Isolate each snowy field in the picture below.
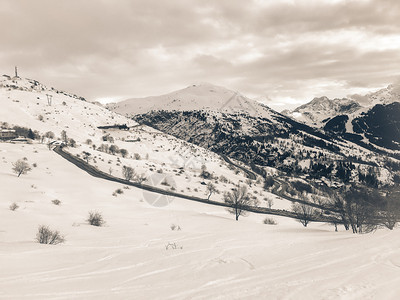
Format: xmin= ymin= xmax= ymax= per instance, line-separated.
xmin=1 ymin=143 xmax=400 ymax=300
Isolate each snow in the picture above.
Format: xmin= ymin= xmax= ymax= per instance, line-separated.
xmin=1 ymin=140 xmax=400 ymax=300
xmin=1 ymin=76 xmax=400 ymax=299
xmin=283 ymin=83 xmax=400 ymax=128
xmin=107 ymin=82 xmax=278 ymax=120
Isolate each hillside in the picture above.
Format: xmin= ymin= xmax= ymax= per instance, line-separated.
xmin=0 ymin=75 xmax=132 ymax=140
xmin=0 ymin=74 xmax=277 ymax=207
xmin=2 ymin=142 xmax=400 ymax=299
xmin=324 ymin=102 xmax=400 ymax=151
xmin=283 ymin=84 xmax=400 ymax=128
xmin=134 ymin=109 xmax=400 ymax=189
xmin=2 ymin=74 xmax=400 ymax=299
xmin=283 ymin=96 xmax=361 ymax=127
xmin=107 ymin=82 xmax=277 ymax=119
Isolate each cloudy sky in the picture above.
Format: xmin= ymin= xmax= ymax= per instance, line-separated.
xmin=1 ymin=0 xmax=400 ymax=110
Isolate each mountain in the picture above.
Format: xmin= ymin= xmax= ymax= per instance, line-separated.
xmin=351 ymin=83 xmax=400 ymax=107
xmin=324 ymin=102 xmax=400 ymax=151
xmin=284 ymin=84 xmax=400 ymax=128
xmin=0 ymin=73 xmax=278 ymax=205
xmin=107 ymin=82 xmax=277 ymax=118
xmin=2 ymin=74 xmax=400 ymax=299
xmin=110 ymin=83 xmax=399 ymax=188
xmin=283 ymin=96 xmax=361 ymax=127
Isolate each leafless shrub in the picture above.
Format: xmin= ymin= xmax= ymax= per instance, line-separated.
xmin=165 ymin=242 xmax=183 ymax=250
xmin=87 ymin=211 xmax=105 ymax=226
xmin=161 ymin=179 xmax=170 ymax=186
xmin=36 ymin=225 xmax=65 ymax=245
xmin=263 ymin=217 xmax=277 ymax=225
xmin=135 ymin=173 xmax=147 ymax=184
xmin=51 ymin=199 xmax=61 ymax=205
xmin=219 ymin=175 xmax=228 ymax=183
xmin=170 ymin=224 xmax=182 ymax=231
xmin=9 ymin=202 xmax=19 ymax=211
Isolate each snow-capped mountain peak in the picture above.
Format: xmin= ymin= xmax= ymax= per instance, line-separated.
xmin=285 ymin=83 xmax=400 ymax=128
xmin=283 ymin=96 xmax=361 ymax=126
xmin=356 ymin=83 xmax=400 ymax=107
xmin=107 ymin=83 xmax=276 ymax=118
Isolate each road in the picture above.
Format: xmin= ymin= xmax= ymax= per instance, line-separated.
xmin=53 ymin=146 xmax=336 ymax=223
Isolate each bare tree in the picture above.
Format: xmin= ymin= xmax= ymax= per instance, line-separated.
xmin=224 ymin=184 xmax=252 ymax=221
xmin=134 ymin=173 xmax=147 ymax=184
xmin=344 ymin=185 xmax=383 ymax=233
xmin=331 ymin=184 xmax=383 ymax=233
xmin=206 ymin=182 xmax=217 ymax=200
xmin=82 ymin=151 xmax=91 ymax=163
xmin=61 ymin=130 xmax=68 ymax=144
xmin=122 ymin=165 xmax=135 ymax=181
xmin=46 ymin=94 xmax=53 ymax=106
xmin=68 ymin=138 xmax=76 ymax=147
xmin=98 ymin=144 xmax=109 ymax=153
xmin=120 ymin=148 xmax=128 ymax=158
xmin=12 ymin=159 xmax=32 ymax=177
xmin=267 ymin=198 xmax=274 ymax=209
xmin=264 ymin=175 xmax=274 ymax=189
xmin=245 ymin=178 xmax=253 ymax=187
xmin=291 ymin=202 xmax=315 ymax=227
xmin=109 ymin=144 xmax=119 ymax=155
xmin=381 ymin=187 xmax=400 ymax=230
xmin=45 ymin=131 xmax=55 ymax=139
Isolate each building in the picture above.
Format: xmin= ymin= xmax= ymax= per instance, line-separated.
xmin=0 ymin=129 xmax=17 ymax=140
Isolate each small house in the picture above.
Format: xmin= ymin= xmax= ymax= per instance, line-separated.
xmin=0 ymin=129 xmax=17 ymax=140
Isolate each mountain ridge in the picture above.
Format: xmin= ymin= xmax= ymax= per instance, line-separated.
xmin=107 ymin=82 xmax=279 ymax=119
xmin=283 ymin=84 xmax=400 ymax=127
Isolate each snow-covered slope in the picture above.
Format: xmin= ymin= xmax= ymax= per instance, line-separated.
xmin=324 ymin=102 xmax=400 ymax=151
xmin=1 ymin=74 xmax=270 ymax=203
xmin=0 ymin=75 xmax=134 ymax=141
xmin=2 ymin=142 xmax=400 ymax=299
xmin=284 ymin=83 xmax=400 ymax=128
xmin=358 ymin=83 xmax=400 ymax=107
xmin=2 ymin=74 xmax=400 ymax=299
xmin=108 ymin=80 xmax=398 ymax=187
xmin=283 ymin=96 xmax=361 ymax=127
xmin=107 ymin=82 xmax=277 ymax=119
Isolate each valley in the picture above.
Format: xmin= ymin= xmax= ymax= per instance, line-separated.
xmin=1 ymin=75 xmax=400 ymax=299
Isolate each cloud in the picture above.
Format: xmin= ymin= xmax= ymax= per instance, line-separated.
xmin=0 ymin=0 xmax=399 ymax=110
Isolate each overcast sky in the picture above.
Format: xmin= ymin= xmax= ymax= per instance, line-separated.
xmin=1 ymin=0 xmax=400 ymax=111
